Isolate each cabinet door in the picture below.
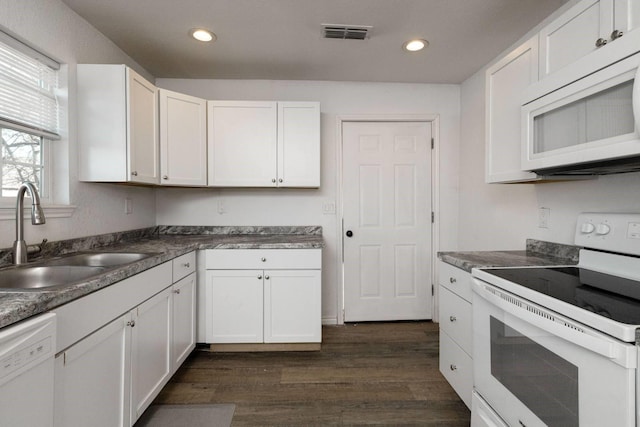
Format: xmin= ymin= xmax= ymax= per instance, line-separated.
xmin=614 ymin=0 xmax=640 ymax=34
xmin=172 ymin=272 xmax=196 ymax=371
xmin=206 ymin=270 xmax=264 ymax=344
xmin=130 ymin=287 xmax=172 ymax=423
xmin=159 ymin=89 xmax=207 ymax=186
xmin=485 ymin=36 xmax=539 ymax=183
xmin=208 ymin=101 xmax=277 ymax=186
xmin=277 ymin=102 xmax=320 ymax=187
xmin=127 ymin=68 xmax=159 ymax=184
xmin=539 ymin=0 xmax=614 ymax=78
xmin=206 ymin=270 xmax=264 ymax=343
xmin=54 ymin=314 xmax=131 ymax=427
xmin=263 ymin=269 xmax=321 ymax=343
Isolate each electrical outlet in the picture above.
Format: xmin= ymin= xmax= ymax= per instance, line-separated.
xmin=323 ymin=202 xmax=336 ymax=215
xmin=217 ymin=200 xmax=226 ymax=214
xmin=538 ymin=207 xmax=550 ymax=228
xmin=125 ymin=198 xmax=133 ymax=215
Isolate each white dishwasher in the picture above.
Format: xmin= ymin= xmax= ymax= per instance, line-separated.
xmin=0 ymin=313 xmax=56 ymax=427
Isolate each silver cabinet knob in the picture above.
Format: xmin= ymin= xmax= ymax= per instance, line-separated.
xmin=271 ymin=178 xmax=276 ymax=183
xmin=258 ymin=275 xmax=263 ymax=280
xmin=265 ymin=275 xmax=270 ymax=280
xmin=278 ymin=178 xmax=283 ymax=183
xmin=611 ymin=29 xmax=624 ymax=40
xmin=127 ymin=320 xmax=136 ymax=327
xmin=173 ymin=289 xmax=181 ymax=294
xmin=595 ymin=37 xmax=608 ymax=47
xmin=449 ymin=316 xmax=457 ymax=322
xmin=163 ymin=175 xmax=168 ymax=180
xmin=449 ymin=277 xmax=457 ymax=284
xmin=450 ymin=364 xmax=457 ymax=371
xmin=182 ymin=262 xmax=190 ymax=268
xmin=131 ymin=171 xmax=138 ymax=176
xmin=261 ymin=257 xmax=266 ymax=262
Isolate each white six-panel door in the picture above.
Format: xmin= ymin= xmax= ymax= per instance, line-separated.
xmin=342 ymin=121 xmax=432 ymax=322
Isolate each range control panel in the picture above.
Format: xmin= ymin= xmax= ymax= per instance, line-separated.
xmin=575 ymin=213 xmax=640 ymax=256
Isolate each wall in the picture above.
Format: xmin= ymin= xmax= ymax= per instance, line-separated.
xmin=458 ymin=38 xmax=640 ymax=251
xmin=156 ymin=79 xmax=461 ymax=323
xmin=0 ymin=0 xmax=157 ymax=249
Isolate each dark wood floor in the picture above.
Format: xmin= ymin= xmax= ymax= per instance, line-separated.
xmin=153 ymin=321 xmax=471 ymax=426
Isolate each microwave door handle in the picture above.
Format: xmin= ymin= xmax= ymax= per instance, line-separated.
xmin=634 ymin=64 xmax=640 ymax=135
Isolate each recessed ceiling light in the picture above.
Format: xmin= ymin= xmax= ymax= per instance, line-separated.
xmin=190 ymin=28 xmax=216 ymax=42
xmin=403 ymin=39 xmax=428 ymax=52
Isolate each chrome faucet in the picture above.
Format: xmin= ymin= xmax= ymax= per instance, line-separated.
xmin=13 ymin=182 xmax=46 ymax=264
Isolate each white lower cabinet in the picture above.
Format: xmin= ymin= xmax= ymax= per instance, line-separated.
xmin=205 ymin=249 xmax=322 ymax=344
xmin=54 ymin=314 xmax=131 ymax=427
xmin=130 ymin=287 xmax=172 ymax=423
xmin=438 ymin=260 xmax=473 ymax=409
xmin=53 ymin=252 xmax=197 ymax=427
xmin=171 ymin=272 xmax=197 ymax=368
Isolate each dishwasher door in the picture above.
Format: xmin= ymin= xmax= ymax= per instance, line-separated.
xmin=0 ymin=313 xmax=56 ymax=427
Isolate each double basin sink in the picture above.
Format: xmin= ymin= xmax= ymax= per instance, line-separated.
xmin=0 ymin=252 xmax=157 ymax=291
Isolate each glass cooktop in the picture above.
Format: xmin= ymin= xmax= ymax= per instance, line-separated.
xmin=482 ymin=267 xmax=640 ymax=326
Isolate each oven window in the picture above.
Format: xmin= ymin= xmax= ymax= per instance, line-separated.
xmin=490 ymin=316 xmax=578 ymax=427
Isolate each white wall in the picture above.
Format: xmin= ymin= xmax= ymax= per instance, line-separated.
xmin=0 ymin=0 xmax=157 ymax=248
xmin=459 ymin=56 xmax=640 ymax=251
xmin=156 ymin=78 xmax=461 ymax=323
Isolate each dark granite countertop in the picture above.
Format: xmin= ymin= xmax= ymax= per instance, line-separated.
xmin=438 ymin=239 xmax=580 ymax=273
xmin=0 ymin=228 xmax=324 ymax=329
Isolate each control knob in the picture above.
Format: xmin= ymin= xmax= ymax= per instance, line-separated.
xmin=580 ymin=223 xmax=595 ymax=234
xmin=595 ymin=223 xmax=611 ymax=235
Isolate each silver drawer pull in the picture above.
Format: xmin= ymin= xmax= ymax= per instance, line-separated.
xmin=449 ymin=316 xmax=457 ymax=322
xmin=450 ymin=364 xmax=457 ymax=371
xmin=449 ymin=277 xmax=457 ymax=284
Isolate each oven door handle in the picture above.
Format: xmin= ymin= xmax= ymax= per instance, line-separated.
xmin=474 ymin=279 xmax=636 ymax=368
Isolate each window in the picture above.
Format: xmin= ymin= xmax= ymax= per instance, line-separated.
xmin=0 ymin=31 xmax=59 ymax=201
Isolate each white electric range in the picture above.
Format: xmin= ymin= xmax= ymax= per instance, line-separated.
xmin=471 ymin=212 xmax=640 ymax=427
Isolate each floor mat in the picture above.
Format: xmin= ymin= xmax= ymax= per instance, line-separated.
xmin=135 ymin=404 xmax=235 ymax=427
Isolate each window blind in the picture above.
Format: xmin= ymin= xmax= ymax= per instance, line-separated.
xmin=0 ymin=33 xmax=59 ymax=139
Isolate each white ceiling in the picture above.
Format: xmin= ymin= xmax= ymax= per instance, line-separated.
xmin=61 ymin=0 xmax=570 ymax=84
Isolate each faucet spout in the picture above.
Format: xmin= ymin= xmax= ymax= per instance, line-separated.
xmin=13 ymin=182 xmax=46 ymax=265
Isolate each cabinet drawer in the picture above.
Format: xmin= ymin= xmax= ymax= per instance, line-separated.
xmin=439 ymin=331 xmax=472 ymax=409
xmin=206 ymin=249 xmax=321 ymax=269
xmin=173 ymin=252 xmax=196 ymax=282
xmin=438 ymin=261 xmax=472 ymax=302
xmin=439 ymin=286 xmax=472 ymax=356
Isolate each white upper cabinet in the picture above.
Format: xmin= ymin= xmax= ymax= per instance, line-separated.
xmin=539 ymin=0 xmax=640 ymax=79
xmin=207 ymin=100 xmax=320 ymax=187
xmin=78 ymin=65 xmax=159 ymax=184
xmin=208 ymin=101 xmax=277 ymax=187
xmin=485 ymin=35 xmax=539 ymax=183
xmin=159 ymin=89 xmax=207 ymax=186
xmin=277 ymin=102 xmax=321 ymax=187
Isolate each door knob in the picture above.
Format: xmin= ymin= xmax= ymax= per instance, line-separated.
xmin=346 ymin=230 xmax=353 ymax=237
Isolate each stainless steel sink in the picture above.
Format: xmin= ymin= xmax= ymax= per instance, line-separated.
xmin=0 ymin=252 xmax=158 ymax=291
xmin=0 ymin=265 xmax=107 ymax=290
xmin=46 ymin=252 xmax=155 ymax=267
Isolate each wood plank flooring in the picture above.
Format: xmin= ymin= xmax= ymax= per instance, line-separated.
xmin=153 ymin=321 xmax=471 ymax=426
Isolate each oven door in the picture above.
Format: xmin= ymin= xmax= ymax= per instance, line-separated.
xmin=472 ymin=278 xmax=637 ymax=427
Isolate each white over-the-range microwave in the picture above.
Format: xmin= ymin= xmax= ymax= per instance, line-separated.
xmin=521 ymin=29 xmax=640 ymax=176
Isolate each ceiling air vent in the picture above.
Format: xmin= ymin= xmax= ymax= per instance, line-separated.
xmin=322 ymin=24 xmax=372 ymax=40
